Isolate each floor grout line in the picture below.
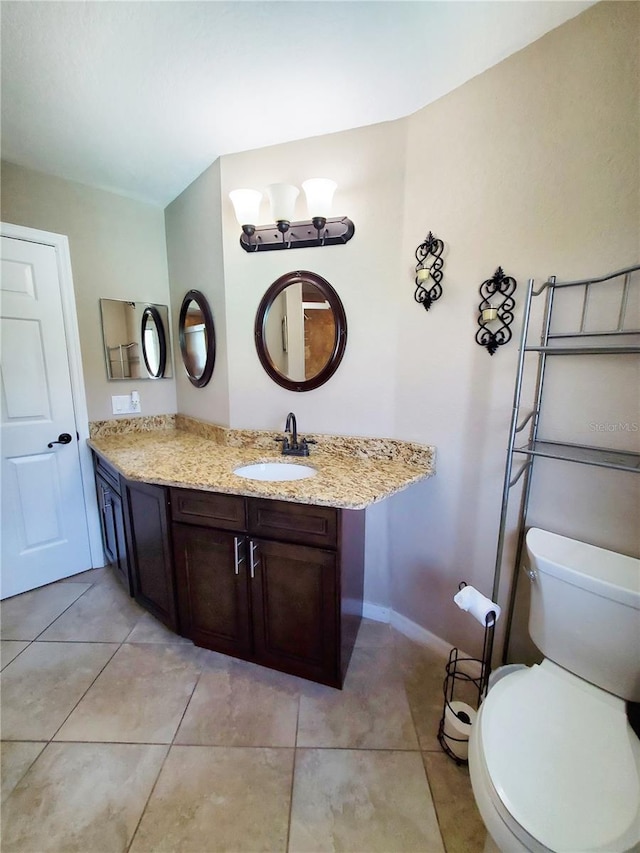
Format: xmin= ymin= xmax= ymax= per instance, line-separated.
xmin=125 ymin=743 xmax=172 ymax=853
xmin=285 ymin=694 xmax=302 ymax=852
xmin=125 ymin=639 xmax=207 ymax=852
xmin=2 ymin=576 xmax=480 ymax=852
xmin=45 ymin=646 xmax=123 ymax=743
xmin=0 ymin=638 xmax=34 ymax=671
xmin=30 ymin=579 xmax=99 ymax=642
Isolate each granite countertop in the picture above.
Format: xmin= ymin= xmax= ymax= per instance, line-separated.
xmin=88 ymin=417 xmax=435 ymax=510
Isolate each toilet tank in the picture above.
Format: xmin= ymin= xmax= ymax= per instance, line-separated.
xmin=525 ymin=528 xmax=640 ymax=703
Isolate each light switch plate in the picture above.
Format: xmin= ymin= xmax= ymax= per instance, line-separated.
xmin=111 ymin=394 xmax=139 ymax=415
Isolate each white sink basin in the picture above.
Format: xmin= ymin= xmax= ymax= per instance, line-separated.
xmin=233 ymin=462 xmax=317 ymax=482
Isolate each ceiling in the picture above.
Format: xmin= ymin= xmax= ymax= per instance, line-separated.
xmin=1 ymin=1 xmax=594 ymax=207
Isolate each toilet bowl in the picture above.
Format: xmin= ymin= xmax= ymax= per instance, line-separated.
xmin=469 ymin=661 xmax=640 ymax=852
xmin=468 ymin=529 xmax=640 ymax=852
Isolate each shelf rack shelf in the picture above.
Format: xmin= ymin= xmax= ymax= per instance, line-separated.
xmin=513 ymin=440 xmax=640 ymax=474
xmin=492 ymin=263 xmax=640 ymax=662
xmin=524 ymin=345 xmax=640 ymax=355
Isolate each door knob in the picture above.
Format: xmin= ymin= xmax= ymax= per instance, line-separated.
xmin=47 ymin=433 xmax=73 ymax=448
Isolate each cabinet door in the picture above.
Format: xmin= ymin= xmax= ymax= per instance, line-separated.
xmin=123 ymin=479 xmax=177 ymax=630
xmin=249 ymin=538 xmax=339 ymax=687
xmin=173 ymin=524 xmax=251 ymax=657
xmin=96 ymin=474 xmax=131 ymax=594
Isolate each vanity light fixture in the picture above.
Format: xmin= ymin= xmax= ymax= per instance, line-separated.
xmin=266 ymin=183 xmax=299 ymax=236
xmin=414 ymin=231 xmax=445 ymax=311
xmin=228 ymin=189 xmax=263 ymax=243
xmin=475 ymin=266 xmax=518 ymax=355
xmin=229 ymin=179 xmax=354 ymax=253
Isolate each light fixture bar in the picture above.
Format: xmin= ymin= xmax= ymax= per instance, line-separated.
xmin=238 ymin=216 xmax=355 ymax=252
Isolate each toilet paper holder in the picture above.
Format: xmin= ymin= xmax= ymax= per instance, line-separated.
xmin=437 ymin=581 xmax=496 ymax=765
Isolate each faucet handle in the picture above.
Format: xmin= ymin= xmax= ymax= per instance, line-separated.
xmin=297 ymin=437 xmax=316 ymax=456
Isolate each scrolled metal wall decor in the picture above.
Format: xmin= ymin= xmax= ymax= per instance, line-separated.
xmin=475 ymin=267 xmax=517 ymax=355
xmin=414 ymin=232 xmax=445 ymax=311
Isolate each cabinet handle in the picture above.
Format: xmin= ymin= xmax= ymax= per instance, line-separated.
xmin=249 ymin=540 xmax=260 ymax=579
xmin=101 ymin=487 xmax=111 ymax=511
xmin=233 ymin=536 xmax=245 ymax=575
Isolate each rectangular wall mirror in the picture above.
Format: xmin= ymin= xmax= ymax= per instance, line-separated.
xmin=100 ymin=299 xmax=173 ymax=380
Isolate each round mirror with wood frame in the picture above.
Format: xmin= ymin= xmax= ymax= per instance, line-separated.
xmin=140 ymin=305 xmax=167 ymax=378
xmin=255 ymin=270 xmax=347 ymax=392
xmin=178 ymin=290 xmax=216 ymax=388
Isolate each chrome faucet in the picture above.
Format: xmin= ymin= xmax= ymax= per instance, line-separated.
xmin=275 ymin=412 xmax=316 ymax=457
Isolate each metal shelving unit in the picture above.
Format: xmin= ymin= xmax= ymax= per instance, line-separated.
xmin=491 ymin=263 xmax=640 ymax=661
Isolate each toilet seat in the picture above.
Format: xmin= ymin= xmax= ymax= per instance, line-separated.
xmin=472 ymin=661 xmax=640 ymax=852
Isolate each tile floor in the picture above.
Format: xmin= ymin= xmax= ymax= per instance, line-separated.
xmin=1 ymin=567 xmax=487 ymax=852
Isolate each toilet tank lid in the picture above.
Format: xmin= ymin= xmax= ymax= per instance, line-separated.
xmin=526 ymin=528 xmax=640 ymax=609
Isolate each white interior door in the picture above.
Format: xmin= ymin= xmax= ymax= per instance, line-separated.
xmin=1 ymin=235 xmax=92 ymax=599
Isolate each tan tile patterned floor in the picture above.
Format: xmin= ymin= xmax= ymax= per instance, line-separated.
xmin=0 ymin=568 xmax=487 ymax=852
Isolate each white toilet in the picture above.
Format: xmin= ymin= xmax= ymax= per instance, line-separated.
xmin=469 ymin=528 xmax=640 ymax=853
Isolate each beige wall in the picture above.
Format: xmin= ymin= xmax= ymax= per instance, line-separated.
xmin=1 ymin=162 xmax=176 ymax=420
xmin=165 ymin=158 xmax=229 ymax=425
xmin=393 ymin=0 xmax=639 ymax=659
xmin=165 ymin=121 xmax=406 ymax=606
xmin=8 ymin=1 xmax=631 ymax=657
xmin=218 ymin=122 xmax=407 ymax=608
xmin=218 ymin=120 xmax=407 ymax=436
xmin=163 ymin=2 xmax=639 ymax=655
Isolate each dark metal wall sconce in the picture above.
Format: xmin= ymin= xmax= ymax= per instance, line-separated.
xmin=475 ymin=267 xmax=517 ymax=355
xmin=229 ymin=182 xmax=355 ymax=253
xmin=414 ymin=232 xmax=445 ymax=311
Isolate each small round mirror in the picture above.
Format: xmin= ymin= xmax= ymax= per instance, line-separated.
xmin=255 ymin=270 xmax=347 ymax=392
xmin=141 ymin=305 xmax=167 ymax=378
xmin=179 ymin=290 xmax=216 ymax=387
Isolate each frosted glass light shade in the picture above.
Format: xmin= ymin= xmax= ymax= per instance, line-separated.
xmin=266 ymin=183 xmax=299 ymax=223
xmin=302 ymin=179 xmax=337 ymax=219
xmin=229 ymin=189 xmax=262 ymax=226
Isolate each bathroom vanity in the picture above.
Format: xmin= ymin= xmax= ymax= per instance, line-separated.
xmin=90 ymin=420 xmax=434 ymax=687
xmin=95 ymin=453 xmax=131 ymax=595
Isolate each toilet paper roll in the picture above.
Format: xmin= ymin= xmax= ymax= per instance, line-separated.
xmin=454 ymin=585 xmax=501 ymax=627
xmin=443 ymin=701 xmax=477 ymax=761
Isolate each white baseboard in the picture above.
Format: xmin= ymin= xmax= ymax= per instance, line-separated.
xmin=361 ymin=602 xmax=391 ymax=623
xmin=362 ymin=600 xmax=454 ymax=659
xmin=390 ymin=610 xmax=454 ymax=659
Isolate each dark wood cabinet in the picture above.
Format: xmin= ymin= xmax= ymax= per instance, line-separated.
xmin=251 ymin=537 xmax=338 ymax=684
xmin=171 ymin=489 xmax=364 ymax=687
xmin=122 ymin=479 xmax=178 ymax=632
xmin=93 ymin=457 xmax=131 ymax=595
xmin=173 ymin=523 xmax=251 ymax=658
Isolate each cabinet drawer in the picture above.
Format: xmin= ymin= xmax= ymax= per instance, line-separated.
xmin=248 ymin=498 xmax=337 ymax=549
xmin=171 ymin=488 xmax=247 ymax=532
xmin=95 ymin=453 xmax=121 ymax=493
